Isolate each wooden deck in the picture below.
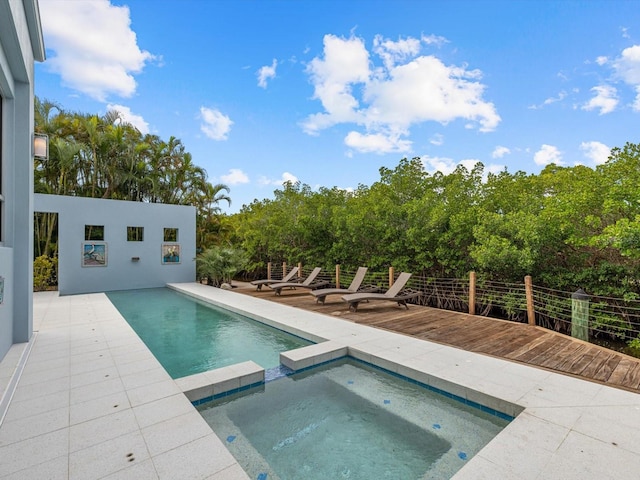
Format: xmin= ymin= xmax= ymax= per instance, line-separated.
xmin=236 ymin=284 xmax=640 ymax=393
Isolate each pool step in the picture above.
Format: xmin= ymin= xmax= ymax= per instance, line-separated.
xmin=176 ymin=361 xmax=265 ymax=405
xmin=280 ymin=341 xmax=348 ymax=371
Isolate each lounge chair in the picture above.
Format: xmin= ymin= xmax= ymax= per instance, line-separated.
xmin=310 ymin=267 xmax=369 ymax=304
xmin=250 ymin=266 xmax=299 ymax=291
xmin=342 ymin=272 xmax=420 ymax=312
xmin=269 ymin=267 xmax=329 ymax=296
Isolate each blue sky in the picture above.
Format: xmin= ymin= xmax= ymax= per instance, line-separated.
xmin=36 ymin=0 xmax=640 ymax=213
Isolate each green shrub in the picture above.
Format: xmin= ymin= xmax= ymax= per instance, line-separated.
xmin=33 ymin=255 xmax=56 ymax=291
xmin=196 ymin=246 xmax=248 ymax=287
xmin=626 ymin=336 xmax=640 ymax=358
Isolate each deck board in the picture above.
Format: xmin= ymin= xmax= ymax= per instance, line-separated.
xmin=235 ymin=283 xmax=640 ymax=393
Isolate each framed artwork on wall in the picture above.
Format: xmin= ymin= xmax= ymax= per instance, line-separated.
xmin=82 ymin=242 xmax=108 ymax=267
xmin=162 ymin=243 xmax=181 ymax=264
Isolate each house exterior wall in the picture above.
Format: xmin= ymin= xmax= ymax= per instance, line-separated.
xmin=0 ymin=0 xmax=45 ymax=361
xmin=34 ymin=194 xmax=197 ymax=295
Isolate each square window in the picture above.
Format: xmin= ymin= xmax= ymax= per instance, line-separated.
xmin=164 ymin=228 xmax=178 ymax=242
xmin=127 ymin=226 xmax=144 ymax=241
xmin=85 ymin=225 xmax=104 ymax=241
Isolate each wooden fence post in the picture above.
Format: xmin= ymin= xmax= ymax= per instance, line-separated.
xmin=282 ymin=262 xmax=287 ymax=278
xmin=298 ymin=262 xmax=303 ymax=278
xmin=525 ymin=275 xmax=535 ymax=326
xmin=335 ymin=264 xmax=341 ymax=289
xmin=389 ymin=266 xmax=395 ymax=288
xmin=267 ymin=262 xmax=271 ymax=280
xmin=469 ymin=271 xmax=476 ymax=315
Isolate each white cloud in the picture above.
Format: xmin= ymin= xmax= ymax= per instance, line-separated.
xmin=199 ymin=107 xmax=233 ymax=140
xmin=257 ymin=59 xmax=278 ymax=88
xmin=365 ymin=55 xmax=499 ymax=129
xmin=421 ymin=34 xmax=449 ymax=47
xmin=302 ymin=34 xmax=370 ymax=135
xmin=39 ymin=0 xmax=154 ymax=101
xmin=621 ymin=27 xmax=630 ymax=39
xmin=485 ymin=163 xmax=505 ymax=176
xmin=420 ymin=155 xmax=502 ymax=181
xmin=344 ymin=131 xmax=412 ymax=154
xmin=421 ymin=155 xmax=458 ymax=175
xmin=258 ymin=172 xmax=299 ymax=186
xmin=373 ymin=35 xmax=422 ymax=70
xmin=492 ymin=146 xmax=511 ymax=159
xmin=534 ymin=144 xmax=563 ymax=166
xmin=302 ymin=33 xmax=500 ymax=154
xmin=529 ymin=90 xmax=568 ymax=110
xmin=429 ymin=133 xmax=444 ymax=146
xmin=106 ymin=104 xmax=149 ymax=134
xmin=582 ymin=85 xmax=618 ymax=114
xmin=459 ymin=158 xmax=483 ymax=172
xmin=220 ymin=169 xmax=249 ymax=185
xmin=613 ymin=45 xmax=640 ymax=109
xmin=580 ymin=141 xmax=611 ymax=166
xmin=595 ymin=56 xmax=608 ymax=66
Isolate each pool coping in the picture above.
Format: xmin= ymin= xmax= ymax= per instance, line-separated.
xmin=170 ymin=283 xmax=640 ymax=480
xmin=1 ymin=284 xmax=639 ymax=479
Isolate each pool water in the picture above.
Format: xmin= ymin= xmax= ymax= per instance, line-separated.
xmin=106 ymin=288 xmax=312 ymax=378
xmin=199 ymin=359 xmax=511 ymax=479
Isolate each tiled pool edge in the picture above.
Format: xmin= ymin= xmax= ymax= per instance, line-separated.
xmin=176 ymin=360 xmax=265 ymax=405
xmin=166 ymin=283 xmax=640 ymax=480
xmin=279 ymin=342 xmax=519 ymax=421
xmin=174 ymin=286 xmax=522 ymax=420
xmin=167 ymin=283 xmax=329 ymax=344
xmin=177 ymin=323 xmax=519 ymax=422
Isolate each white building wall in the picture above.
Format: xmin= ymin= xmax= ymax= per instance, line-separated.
xmin=34 ymin=194 xmax=197 ymax=295
xmin=0 ymin=0 xmax=45 ymax=360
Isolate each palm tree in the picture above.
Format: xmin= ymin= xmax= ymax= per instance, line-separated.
xmin=196 ymin=245 xmax=247 ymax=287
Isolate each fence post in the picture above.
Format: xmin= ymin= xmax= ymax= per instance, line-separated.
xmin=571 ymin=289 xmax=590 ymax=341
xmin=282 ymin=262 xmax=287 ymax=277
xmin=298 ymin=262 xmax=303 ymax=278
xmin=389 ymin=266 xmax=395 ymax=288
xmin=267 ymin=262 xmax=271 ymax=280
xmin=469 ymin=271 xmax=476 ymax=315
xmin=525 ymin=275 xmax=535 ymax=326
xmin=335 ymin=264 xmax=341 ymax=289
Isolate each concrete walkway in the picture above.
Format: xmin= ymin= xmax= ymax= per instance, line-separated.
xmin=0 ymin=291 xmax=248 ymax=480
xmin=1 ymin=284 xmax=640 ymax=479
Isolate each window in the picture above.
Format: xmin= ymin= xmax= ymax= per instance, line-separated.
xmin=127 ymin=226 xmax=144 ymax=242
xmin=85 ymin=225 xmax=104 ymax=241
xmin=164 ymin=228 xmax=178 ymax=242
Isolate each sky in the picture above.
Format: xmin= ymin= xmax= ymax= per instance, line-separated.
xmin=35 ymin=0 xmax=640 ymax=213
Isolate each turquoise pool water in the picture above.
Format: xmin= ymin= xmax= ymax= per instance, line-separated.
xmin=106 ymin=288 xmax=312 ymax=378
xmin=199 ymin=358 xmax=511 ymax=479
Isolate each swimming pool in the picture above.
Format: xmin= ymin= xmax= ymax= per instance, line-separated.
xmin=198 ymin=358 xmax=511 ymax=479
xmin=107 ymin=287 xmax=313 ymax=378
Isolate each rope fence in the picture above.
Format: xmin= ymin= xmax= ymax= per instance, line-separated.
xmin=259 ymin=262 xmax=640 ymax=352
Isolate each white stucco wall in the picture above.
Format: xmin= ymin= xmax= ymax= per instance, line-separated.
xmin=35 ymin=194 xmax=196 ymax=295
xmin=0 ymin=248 xmax=14 ymax=357
xmin=0 ymin=0 xmax=45 ymax=360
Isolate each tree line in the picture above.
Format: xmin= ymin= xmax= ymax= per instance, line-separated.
xmin=230 ymin=146 xmax=640 ymax=298
xmin=34 ymin=98 xmax=640 ymax=299
xmin=34 ymin=98 xmax=231 ymax=257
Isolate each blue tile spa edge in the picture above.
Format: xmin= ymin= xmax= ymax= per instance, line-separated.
xmin=193 ymin=354 xmax=516 ymax=422
xmin=190 ymin=381 xmax=265 ymax=406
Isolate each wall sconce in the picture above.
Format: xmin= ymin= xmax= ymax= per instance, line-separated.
xmin=34 ymin=133 xmax=49 ymax=160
